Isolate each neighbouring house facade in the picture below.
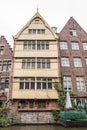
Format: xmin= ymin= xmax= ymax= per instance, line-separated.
xmin=11 ymin=11 xmax=60 ymax=123
xmin=59 ymin=17 xmax=87 ymax=107
xmin=0 ymin=36 xmax=12 ymax=105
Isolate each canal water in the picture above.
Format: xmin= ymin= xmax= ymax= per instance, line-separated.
xmin=0 ymin=125 xmax=87 ymax=130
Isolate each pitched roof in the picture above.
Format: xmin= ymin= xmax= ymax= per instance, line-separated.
xmin=59 ymin=17 xmax=87 ymax=38
xmin=14 ymin=11 xmax=58 ymax=39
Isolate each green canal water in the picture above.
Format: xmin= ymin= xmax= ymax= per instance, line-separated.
xmin=0 ymin=125 xmax=87 ymax=130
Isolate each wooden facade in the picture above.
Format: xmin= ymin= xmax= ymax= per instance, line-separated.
xmin=11 ymin=11 xmax=60 ymax=111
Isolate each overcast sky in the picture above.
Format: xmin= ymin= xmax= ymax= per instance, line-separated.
xmin=0 ymin=0 xmax=87 ymax=48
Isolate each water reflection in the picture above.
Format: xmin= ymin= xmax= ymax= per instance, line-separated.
xmin=1 ymin=125 xmax=87 ymax=130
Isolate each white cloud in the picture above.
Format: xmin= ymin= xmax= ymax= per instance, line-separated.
xmin=0 ymin=0 xmax=87 ymax=48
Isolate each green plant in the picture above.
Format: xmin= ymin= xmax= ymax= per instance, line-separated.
xmin=0 ymin=102 xmax=12 ymax=127
xmin=0 ymin=116 xmax=10 ymax=127
xmin=52 ymin=110 xmax=60 ymax=121
xmin=54 ymin=82 xmax=66 ymax=110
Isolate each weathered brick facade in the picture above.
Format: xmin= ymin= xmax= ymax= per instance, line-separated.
xmin=0 ymin=36 xmax=12 ymax=102
xmin=59 ymin=17 xmax=87 ymax=103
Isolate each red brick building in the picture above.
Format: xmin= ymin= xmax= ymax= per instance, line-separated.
xmin=59 ymin=17 xmax=87 ymax=106
xmin=0 ymin=36 xmax=12 ymax=104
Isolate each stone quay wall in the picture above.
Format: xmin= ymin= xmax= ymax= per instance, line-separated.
xmin=14 ymin=111 xmax=55 ymax=124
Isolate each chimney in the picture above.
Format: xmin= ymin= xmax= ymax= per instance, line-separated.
xmin=51 ymin=26 xmax=57 ymax=33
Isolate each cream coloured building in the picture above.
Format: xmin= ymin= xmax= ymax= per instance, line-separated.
xmin=12 ymin=11 xmax=59 ymax=112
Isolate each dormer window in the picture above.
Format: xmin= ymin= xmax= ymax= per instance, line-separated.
xmin=69 ymin=29 xmax=77 ymax=36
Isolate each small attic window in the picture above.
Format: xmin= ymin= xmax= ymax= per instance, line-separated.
xmin=35 ymin=18 xmax=39 ymax=21
xmin=0 ymin=46 xmax=4 ymax=55
xmin=69 ymin=29 xmax=77 ymax=36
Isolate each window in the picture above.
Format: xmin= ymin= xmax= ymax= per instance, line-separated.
xmin=3 ymin=61 xmax=7 ymax=71
xmin=0 ymin=46 xmax=4 ymax=55
xmin=19 ymin=78 xmax=52 ymax=90
xmin=0 ymin=61 xmax=2 ymax=71
xmin=60 ymin=42 xmax=68 ymax=50
xmin=73 ymin=58 xmax=82 ymax=67
xmin=0 ymin=60 xmax=12 ymax=71
xmin=82 ymin=42 xmax=87 ymax=50
xmin=37 ymin=41 xmax=49 ymax=50
xmin=28 ymin=29 xmax=45 ymax=34
xmin=22 ymin=58 xmax=35 ymax=69
xmin=23 ymin=41 xmax=49 ymax=50
xmin=0 ymin=77 xmax=9 ymax=92
xmin=76 ymin=77 xmax=86 ymax=92
xmin=19 ymin=78 xmax=35 ymax=90
xmin=63 ymin=76 xmax=72 ymax=91
xmin=85 ymin=58 xmax=87 ymax=65
xmin=29 ymin=101 xmax=34 ymax=108
xmin=22 ymin=58 xmax=50 ymax=69
xmin=37 ymin=78 xmax=52 ymax=90
xmin=38 ymin=101 xmax=46 ymax=108
xmin=71 ymin=42 xmax=79 ymax=50
xmin=69 ymin=29 xmax=77 ymax=36
xmin=24 ymin=41 xmax=35 ymax=50
xmin=18 ymin=101 xmax=26 ymax=108
xmin=7 ymin=60 xmax=11 ymax=71
xmin=37 ymin=58 xmax=50 ymax=69
xmin=61 ymin=57 xmax=70 ymax=67
xmin=37 ymin=29 xmax=45 ymax=34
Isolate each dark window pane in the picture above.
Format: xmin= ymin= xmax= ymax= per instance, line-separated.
xmin=31 ymin=82 xmax=35 ymax=89
xmin=29 ymin=101 xmax=34 ymax=108
xmin=42 ymin=63 xmax=45 ymax=68
xmin=31 ymin=62 xmax=35 ymax=69
xmin=22 ymin=62 xmax=25 ymax=69
xmin=32 ymin=43 xmax=35 ymax=50
xmin=48 ymin=83 xmax=52 ymax=89
xmin=37 ymin=82 xmax=41 ymax=89
xmin=25 ymin=82 xmax=29 ymax=89
xmin=37 ymin=44 xmax=40 ymax=50
xmin=27 ymin=62 xmax=30 ymax=69
xmin=20 ymin=82 xmax=24 ymax=89
xmin=37 ymin=29 xmax=40 ymax=34
xmin=24 ymin=44 xmax=27 ymax=49
xmin=28 ymin=29 xmax=32 ymax=34
xmin=33 ymin=29 xmax=36 ymax=34
xmin=42 ymin=44 xmax=45 ymax=50
xmin=37 ymin=63 xmax=41 ymax=68
xmin=46 ymin=43 xmax=49 ymax=49
xmin=42 ymin=29 xmax=45 ymax=34
xmin=42 ymin=82 xmax=46 ymax=89
xmin=38 ymin=102 xmax=46 ymax=108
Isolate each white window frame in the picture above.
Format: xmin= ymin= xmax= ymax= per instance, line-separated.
xmin=73 ymin=58 xmax=82 ymax=67
xmin=85 ymin=58 xmax=87 ymax=65
xmin=63 ymin=76 xmax=72 ymax=91
xmin=76 ymin=77 xmax=86 ymax=92
xmin=61 ymin=57 xmax=70 ymax=67
xmin=83 ymin=42 xmax=87 ymax=50
xmin=69 ymin=29 xmax=77 ymax=36
xmin=60 ymin=41 xmax=68 ymax=50
xmin=71 ymin=42 xmax=79 ymax=50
